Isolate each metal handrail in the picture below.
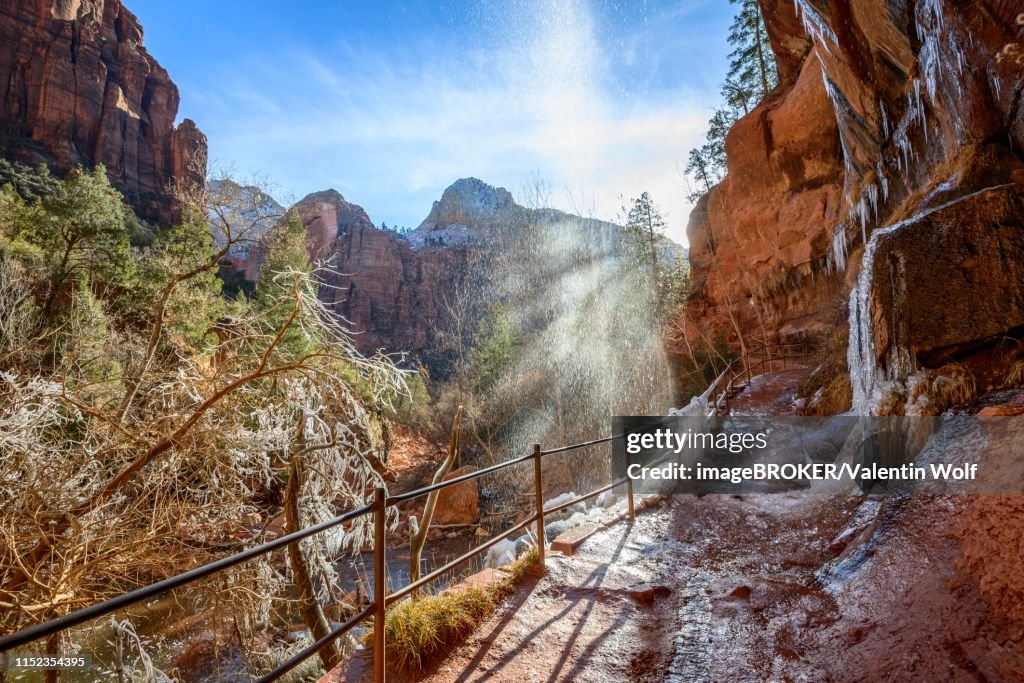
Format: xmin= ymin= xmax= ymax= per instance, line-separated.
xmin=0 ymin=503 xmax=375 ymax=652
xmin=0 ymin=431 xmax=635 ymax=683
xmin=540 ymin=433 xmax=621 ymax=456
xmin=255 ymin=603 xmax=376 ymax=683
xmin=385 ymin=515 xmax=538 ymax=607
xmin=704 ymin=341 xmax=814 ymax=416
xmin=386 ymin=450 xmax=536 ymax=505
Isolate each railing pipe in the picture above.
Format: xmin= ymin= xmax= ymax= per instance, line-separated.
xmin=0 ymin=503 xmax=374 ymax=652
xmin=385 ymin=515 xmax=536 ymax=606
xmin=539 ymin=434 xmax=620 ymax=456
xmin=0 ymin=429 xmax=647 ymax=677
xmin=256 ymin=603 xmax=375 ymax=682
xmin=373 ymin=487 xmax=386 ymax=683
xmin=704 ymin=342 xmax=815 ymax=417
xmin=386 ymin=451 xmax=535 ymax=505
xmin=533 ymin=443 xmax=546 ymax=568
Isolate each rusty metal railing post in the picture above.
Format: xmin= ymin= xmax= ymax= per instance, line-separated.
xmin=626 ymin=477 xmax=635 ymax=521
xmin=373 ymin=487 xmax=386 ymax=683
xmin=533 ymin=443 xmax=546 ymax=568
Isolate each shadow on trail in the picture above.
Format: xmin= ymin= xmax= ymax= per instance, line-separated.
xmin=447 ymin=523 xmax=633 ymax=682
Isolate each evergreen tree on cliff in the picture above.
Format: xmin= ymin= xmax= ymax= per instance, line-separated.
xmin=621 ymin=192 xmax=688 ymax=317
xmin=625 ymin=192 xmax=666 ymax=273
xmin=726 ymin=0 xmax=777 ymax=106
xmin=686 ymin=0 xmax=778 ymax=197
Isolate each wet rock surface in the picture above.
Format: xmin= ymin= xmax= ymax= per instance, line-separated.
xmin=684 ymin=0 xmax=1024 ymax=395
xmin=413 ymin=487 xmax=1022 ymax=681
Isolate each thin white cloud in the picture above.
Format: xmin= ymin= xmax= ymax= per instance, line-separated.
xmin=197 ymin=0 xmax=713 ymax=245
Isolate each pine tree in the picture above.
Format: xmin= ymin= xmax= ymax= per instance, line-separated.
xmin=133 ymin=206 xmax=225 ymax=349
xmin=685 ymin=146 xmax=717 ymax=203
xmin=686 ymin=0 xmax=778 ymax=198
xmin=30 ymin=166 xmax=134 ymax=316
xmin=254 ymin=209 xmax=318 ymax=357
xmin=727 ymin=0 xmax=777 ymax=104
xmin=470 ymin=303 xmax=518 ymax=392
xmin=625 ymin=192 xmax=667 ymax=272
xmin=621 ymin=192 xmax=688 ymax=319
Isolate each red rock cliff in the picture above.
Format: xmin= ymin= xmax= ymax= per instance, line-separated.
xmin=291 ymin=190 xmax=471 ymax=366
xmin=0 ymin=0 xmax=206 ymax=225
xmin=683 ymin=0 xmax=1024 ymax=413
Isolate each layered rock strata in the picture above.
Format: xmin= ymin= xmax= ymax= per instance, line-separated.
xmin=684 ymin=0 xmax=1024 ymax=413
xmin=0 ymin=0 xmax=206 ymax=224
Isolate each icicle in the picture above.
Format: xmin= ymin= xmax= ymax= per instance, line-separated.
xmin=848 ymin=241 xmax=877 ymax=414
xmin=848 ymin=182 xmax=878 ymax=246
xmin=923 ymin=0 xmax=944 ymax=32
xmin=830 ymin=223 xmax=848 ymax=274
xmin=795 ymin=0 xmax=838 ymax=55
xmin=848 ymin=222 xmax=908 ymax=415
xmin=847 ymin=195 xmax=978 ymax=413
xmin=822 ymin=77 xmax=858 ymax=181
xmin=920 ymin=34 xmax=941 ymax=99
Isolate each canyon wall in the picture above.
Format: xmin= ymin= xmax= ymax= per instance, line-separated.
xmin=232 ymin=178 xmax=638 ymax=377
xmin=0 ymin=0 xmax=206 ymax=225
xmin=293 ymin=189 xmax=471 ymax=365
xmin=684 ymin=0 xmax=1024 ymax=414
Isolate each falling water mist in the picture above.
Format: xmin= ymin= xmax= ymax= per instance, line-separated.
xmin=454 ymin=202 xmax=676 ymax=494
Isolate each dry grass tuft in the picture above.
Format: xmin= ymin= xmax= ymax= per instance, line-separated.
xmin=906 ymin=363 xmax=977 ymax=415
xmin=799 ymin=373 xmax=852 ymax=416
xmin=1004 ymin=359 xmax=1024 ymax=387
xmin=929 ymin=363 xmax=977 ymax=413
xmin=383 ymin=546 xmax=540 ymax=671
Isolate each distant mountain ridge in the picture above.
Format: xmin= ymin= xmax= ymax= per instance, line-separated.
xmin=407 ymin=177 xmax=643 ymax=253
xmin=227 ymin=177 xmax=681 ymax=373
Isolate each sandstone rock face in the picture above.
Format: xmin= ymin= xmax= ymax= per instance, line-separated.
xmin=851 ymin=186 xmax=1024 ymax=400
xmin=433 ymin=465 xmax=480 ymax=526
xmin=685 ymin=40 xmax=845 ymax=350
xmin=235 ymin=178 xmax=640 ymax=375
xmin=759 ymin=0 xmax=812 ymax=86
xmin=0 ymin=0 xmax=206 ymax=225
xmin=289 ymin=189 xmax=469 ymax=361
xmin=685 ymin=0 xmax=1024 ymax=411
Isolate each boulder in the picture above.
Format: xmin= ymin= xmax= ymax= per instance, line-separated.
xmin=729 ymin=585 xmax=753 ymax=599
xmin=854 ymin=186 xmax=1024 ymax=391
xmin=628 ymin=583 xmax=655 ymax=604
xmin=433 ymin=465 xmax=480 ymax=526
xmin=979 ymin=404 xmax=1024 ymax=417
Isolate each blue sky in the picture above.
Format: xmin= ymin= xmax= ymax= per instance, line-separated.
xmin=132 ymin=1 xmax=734 ymax=244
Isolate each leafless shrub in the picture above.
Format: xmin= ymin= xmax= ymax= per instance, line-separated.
xmin=0 ymin=177 xmax=408 ymax=676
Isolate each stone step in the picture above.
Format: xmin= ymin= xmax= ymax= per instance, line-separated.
xmin=549 ymin=522 xmax=604 ymax=556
